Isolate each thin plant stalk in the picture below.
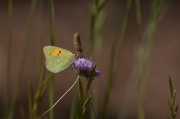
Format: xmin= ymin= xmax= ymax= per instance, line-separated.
xmin=134 ymin=0 xmax=144 ymax=118
xmin=88 ymin=1 xmax=108 ymax=118
xmin=49 ymin=0 xmax=55 ymax=45
xmin=8 ymin=0 xmax=37 ymax=119
xmin=87 ymin=86 xmax=98 ymax=119
xmin=135 ymin=0 xmax=142 ymax=43
xmin=88 ymin=0 xmax=108 ymax=53
xmin=5 ymin=0 xmax=13 ymax=118
xmin=138 ymin=0 xmax=165 ymax=119
xmin=35 ymin=0 xmax=44 ymax=89
xmin=91 ymin=4 xmax=106 ymax=119
xmin=20 ymin=107 xmax=26 ymax=119
xmin=48 ymin=0 xmax=56 ymax=118
xmin=39 ymin=76 xmax=80 ymax=119
xmin=28 ymin=82 xmax=33 ymax=119
xmin=34 ymin=2 xmax=47 ymax=113
xmin=69 ymin=86 xmax=78 ymax=119
xmin=167 ymin=76 xmax=179 ymax=119
xmin=118 ymin=0 xmax=165 ymax=119
xmin=101 ymin=0 xmax=132 ymax=118
xmin=30 ymin=73 xmax=53 ymax=119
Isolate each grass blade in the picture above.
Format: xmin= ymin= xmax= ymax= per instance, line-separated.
xmin=101 ymin=0 xmax=132 ymax=119
xmin=69 ymin=87 xmax=78 ymax=119
xmin=35 ymin=0 xmax=44 ymax=89
xmin=88 ymin=0 xmax=108 ymax=53
xmin=8 ymin=0 xmax=37 ymax=118
xmin=20 ymin=107 xmax=26 ymax=119
xmin=48 ymin=0 xmax=56 ymax=118
xmin=168 ymin=76 xmax=173 ymax=98
xmin=5 ymin=0 xmax=13 ymax=117
xmin=28 ymin=82 xmax=34 ymax=118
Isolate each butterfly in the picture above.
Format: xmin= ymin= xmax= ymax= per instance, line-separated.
xmin=43 ymin=46 xmax=74 ymax=73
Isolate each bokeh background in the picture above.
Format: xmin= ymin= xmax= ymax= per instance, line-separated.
xmin=0 ymin=0 xmax=180 ymax=119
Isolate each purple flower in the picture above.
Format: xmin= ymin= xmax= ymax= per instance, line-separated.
xmin=71 ymin=57 xmax=101 ymax=78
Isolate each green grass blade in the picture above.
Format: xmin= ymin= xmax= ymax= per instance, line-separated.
xmin=175 ymin=104 xmax=179 ymax=113
xmin=82 ymin=95 xmax=92 ymax=110
xmin=69 ymin=87 xmax=78 ymax=119
xmin=138 ymin=1 xmax=166 ymax=119
xmin=5 ymin=0 xmax=13 ymax=117
xmin=167 ymin=76 xmax=179 ymax=119
xmin=82 ymin=95 xmax=92 ymax=118
xmin=8 ymin=0 xmax=37 ymax=119
xmin=20 ymin=107 xmax=26 ymax=119
xmin=77 ymin=100 xmax=82 ymax=119
xmin=49 ymin=0 xmax=55 ymax=46
xmin=135 ymin=0 xmax=142 ymax=39
xmin=89 ymin=1 xmax=106 ymax=117
xmin=35 ymin=0 xmax=44 ymax=89
xmin=49 ymin=75 xmax=55 ymax=119
xmin=88 ymin=0 xmax=108 ymax=53
xmin=94 ymin=10 xmax=106 ymax=59
xmin=28 ymin=82 xmax=34 ymax=118
xmin=48 ymin=0 xmax=56 ymax=118
xmin=168 ymin=76 xmax=173 ymax=98
xmin=101 ymin=0 xmax=132 ymax=119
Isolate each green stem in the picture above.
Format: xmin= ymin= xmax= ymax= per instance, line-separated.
xmin=48 ymin=0 xmax=55 ymax=118
xmin=36 ymin=0 xmax=43 ymax=89
xmin=69 ymin=87 xmax=78 ymax=119
xmin=5 ymin=0 xmax=13 ymax=118
xmin=49 ymin=75 xmax=55 ymax=119
xmin=49 ymin=0 xmax=55 ymax=46
xmin=101 ymin=0 xmax=132 ymax=119
xmin=138 ymin=1 xmax=164 ymax=119
xmin=8 ymin=0 xmax=37 ymax=119
xmin=135 ymin=0 xmax=142 ymax=43
xmin=88 ymin=0 xmax=108 ymax=53
xmin=39 ymin=76 xmax=80 ymax=119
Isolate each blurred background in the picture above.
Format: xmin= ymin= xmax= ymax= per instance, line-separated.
xmin=0 ymin=0 xmax=180 ymax=119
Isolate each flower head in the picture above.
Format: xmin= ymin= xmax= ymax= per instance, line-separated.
xmin=71 ymin=57 xmax=101 ymax=78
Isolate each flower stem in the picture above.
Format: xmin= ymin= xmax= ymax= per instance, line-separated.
xmin=39 ymin=76 xmax=80 ymax=119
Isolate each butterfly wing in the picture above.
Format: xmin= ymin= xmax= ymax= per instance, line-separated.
xmin=43 ymin=46 xmax=74 ymax=73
